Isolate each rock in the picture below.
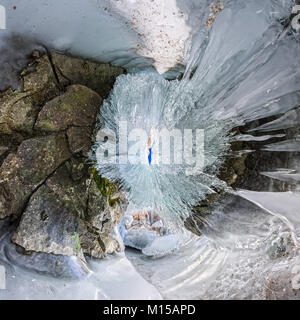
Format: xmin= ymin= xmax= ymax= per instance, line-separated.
xmin=206 ymin=1 xmax=224 ymax=29
xmin=12 ymin=165 xmax=124 ymax=259
xmin=0 ymin=134 xmax=23 ymax=168
xmin=85 ymin=172 xmax=127 ymax=255
xmin=0 ymin=134 xmax=71 ymax=219
xmin=0 ymin=50 xmax=125 ymax=261
xmin=65 ymin=157 xmax=89 ymax=182
xmin=12 ymin=183 xmax=85 ymax=259
xmin=88 ymin=169 xmax=125 ymax=226
xmin=21 ymin=54 xmax=60 ymax=105
xmin=0 ymin=55 xmax=60 ymax=135
xmin=67 ymin=126 xmax=93 ymax=156
xmin=35 ymin=85 xmax=102 ymax=132
xmin=0 ymin=146 xmax=9 ymax=160
xmin=0 ymin=90 xmax=37 ymax=134
xmin=51 ymin=51 xmax=124 ymax=98
xmin=0 ymin=218 xmax=91 ymax=279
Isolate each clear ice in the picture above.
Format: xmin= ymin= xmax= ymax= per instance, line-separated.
xmin=93 ymin=0 xmax=300 ymax=230
xmin=0 ymin=0 xmax=300 ymax=299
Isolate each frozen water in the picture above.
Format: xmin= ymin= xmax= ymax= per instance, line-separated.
xmin=1 ymin=0 xmax=300 ymax=300
xmin=0 ymin=251 xmax=162 ymax=300
xmin=126 ymin=194 xmax=300 ymax=299
xmin=249 ymin=108 xmax=300 ymax=132
xmin=0 ymin=0 xmax=140 ymax=66
xmin=261 ymin=169 xmax=300 ymax=184
xmin=94 ymin=0 xmax=300 ymax=230
xmin=94 ymin=72 xmax=230 ymax=228
xmin=237 ymin=190 xmax=300 ymax=243
xmin=233 ymin=133 xmax=286 ymax=142
xmin=262 ymin=137 xmax=300 ymax=152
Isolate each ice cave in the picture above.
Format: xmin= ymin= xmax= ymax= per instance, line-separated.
xmin=0 ymin=0 xmax=300 ymax=301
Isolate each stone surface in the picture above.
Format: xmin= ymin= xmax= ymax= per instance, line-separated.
xmin=35 ymin=85 xmax=102 ymax=132
xmin=0 ymin=134 xmax=23 ymax=166
xmin=0 ymin=50 xmax=126 ymax=259
xmin=12 ymin=182 xmax=84 ymax=259
xmin=0 ymin=91 xmax=37 ymax=134
xmin=84 ymin=173 xmax=127 ymax=255
xmin=51 ymin=51 xmax=124 ymax=98
xmin=12 ymin=165 xmax=87 ymax=258
xmin=21 ymin=53 xmax=60 ymax=105
xmin=12 ymin=165 xmax=124 ymax=259
xmin=0 ymin=54 xmax=60 ymax=135
xmin=184 ymin=193 xmax=221 ymax=236
xmin=0 ymin=134 xmax=71 ymax=219
xmin=67 ymin=126 xmax=93 ymax=156
xmin=0 ymin=217 xmax=91 ymax=279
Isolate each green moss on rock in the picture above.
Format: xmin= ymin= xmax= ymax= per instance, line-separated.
xmin=90 ymin=168 xmax=119 ymax=207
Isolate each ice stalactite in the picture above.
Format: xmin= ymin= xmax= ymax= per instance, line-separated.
xmin=94 ymin=0 xmax=300 ymax=231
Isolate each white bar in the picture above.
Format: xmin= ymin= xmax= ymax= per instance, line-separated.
xmin=0 ymin=5 xmax=6 ymax=30
xmin=0 ymin=265 xmax=6 ymax=290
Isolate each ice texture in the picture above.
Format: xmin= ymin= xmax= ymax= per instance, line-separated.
xmin=0 ymin=0 xmax=147 ymax=72
xmin=237 ymin=190 xmax=300 ymax=243
xmin=0 ymin=0 xmax=300 ymax=300
xmin=126 ymin=194 xmax=300 ymax=299
xmin=94 ymin=72 xmax=230 ymax=228
xmin=0 ymin=252 xmax=162 ymax=300
xmin=94 ymin=0 xmax=300 ymax=229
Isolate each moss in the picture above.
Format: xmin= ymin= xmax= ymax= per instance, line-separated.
xmin=90 ymin=168 xmax=120 ymax=207
xmin=60 ymin=102 xmax=73 ymax=113
xmin=73 ymin=231 xmax=81 ymax=254
xmin=107 ymin=195 xmax=120 ymax=207
xmin=36 ymin=119 xmax=58 ymax=131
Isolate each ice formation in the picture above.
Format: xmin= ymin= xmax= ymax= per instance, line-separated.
xmin=94 ymin=0 xmax=300 ymax=230
xmin=0 ymin=0 xmax=300 ymax=300
xmin=94 ymin=72 xmax=230 ymax=228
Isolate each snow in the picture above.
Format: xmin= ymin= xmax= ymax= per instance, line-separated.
xmin=0 ymin=0 xmax=193 ymax=74
xmin=109 ymin=0 xmax=191 ymax=73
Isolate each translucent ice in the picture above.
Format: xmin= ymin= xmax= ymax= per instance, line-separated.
xmin=94 ymin=0 xmax=300 ymax=229
xmin=94 ymin=73 xmax=230 ymax=228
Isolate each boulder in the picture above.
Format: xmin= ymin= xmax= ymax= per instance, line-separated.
xmin=67 ymin=126 xmax=93 ymax=156
xmin=51 ymin=51 xmax=124 ymax=98
xmin=0 ymin=54 xmax=60 ymax=135
xmin=35 ymin=85 xmax=102 ymax=132
xmin=21 ymin=53 xmax=60 ymax=105
xmin=0 ymin=50 xmax=126 ymax=260
xmin=0 ymin=134 xmax=71 ymax=219
xmin=0 ymin=90 xmax=38 ymax=134
xmin=12 ymin=165 xmax=124 ymax=259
